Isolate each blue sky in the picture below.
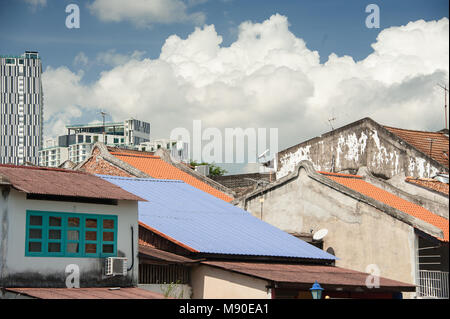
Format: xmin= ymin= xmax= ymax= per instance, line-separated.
xmin=1 ymin=0 xmax=449 ymax=174
xmin=2 ymin=0 xmax=447 ymax=83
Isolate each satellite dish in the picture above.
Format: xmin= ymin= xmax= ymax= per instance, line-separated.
xmin=258 ymin=149 xmax=269 ymax=159
xmin=313 ymin=229 xmax=328 ymax=241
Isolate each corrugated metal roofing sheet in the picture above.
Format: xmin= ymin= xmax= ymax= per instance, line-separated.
xmin=202 ymin=261 xmax=416 ymax=291
xmin=99 ymin=175 xmax=336 ymax=261
xmin=5 ymin=287 xmax=165 ymax=299
xmin=139 ymin=245 xmax=199 ymax=264
xmin=0 ymin=164 xmax=145 ymax=202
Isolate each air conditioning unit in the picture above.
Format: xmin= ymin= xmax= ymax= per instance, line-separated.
xmin=105 ymin=257 xmax=128 ymax=276
xmin=195 ymin=165 xmax=209 ymax=176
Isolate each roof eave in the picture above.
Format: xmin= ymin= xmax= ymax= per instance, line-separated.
xmin=236 ymin=160 xmax=444 ymax=240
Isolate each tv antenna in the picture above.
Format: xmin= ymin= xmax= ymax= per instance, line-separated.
xmin=99 ymin=110 xmax=109 ymax=144
xmin=426 ymin=137 xmax=437 ymax=158
xmin=258 ymin=149 xmax=270 ymax=161
xmin=328 ymin=116 xmax=337 ymax=130
xmin=437 ymin=83 xmax=448 ymax=130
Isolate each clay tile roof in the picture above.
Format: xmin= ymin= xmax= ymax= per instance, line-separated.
xmin=202 ymin=261 xmax=416 ymax=291
xmin=110 ymin=152 xmax=233 ymax=202
xmin=320 ymin=172 xmax=449 ymax=242
xmin=405 ymin=177 xmax=449 ymax=196
xmin=4 ymin=287 xmax=166 ymax=299
xmin=0 ymin=164 xmax=145 ymax=202
xmin=384 ymin=126 xmax=449 ymax=168
xmin=318 ymin=171 xmax=363 ymax=179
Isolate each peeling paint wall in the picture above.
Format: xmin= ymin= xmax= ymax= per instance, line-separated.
xmin=277 ymin=120 xmax=444 ymax=180
xmin=0 ymin=189 xmax=139 ymax=288
xmin=238 ymin=168 xmax=417 ymax=295
xmin=0 ymin=187 xmax=10 ymax=283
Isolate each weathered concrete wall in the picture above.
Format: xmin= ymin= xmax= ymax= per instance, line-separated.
xmin=0 ymin=189 xmax=139 ymax=288
xmin=238 ymin=168 xmax=418 ymax=296
xmin=357 ymin=168 xmax=449 ymax=219
xmin=277 ymin=118 xmax=445 ymax=180
xmin=0 ymin=187 xmax=10 ymax=284
xmin=190 ymin=264 xmax=271 ymax=299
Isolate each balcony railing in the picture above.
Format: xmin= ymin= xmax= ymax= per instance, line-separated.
xmin=417 ymin=270 xmax=449 ymax=299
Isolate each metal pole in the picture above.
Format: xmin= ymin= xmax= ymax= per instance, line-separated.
xmin=437 ymin=84 xmax=448 ymax=130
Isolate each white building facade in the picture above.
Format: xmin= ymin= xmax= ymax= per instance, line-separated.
xmin=0 ymin=51 xmax=43 ymax=165
xmin=39 ymin=119 xmax=151 ymax=166
xmin=0 ymin=167 xmax=141 ymax=288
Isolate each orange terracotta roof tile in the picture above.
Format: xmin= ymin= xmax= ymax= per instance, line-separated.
xmin=384 ymin=126 xmax=449 ymax=168
xmin=110 ymin=152 xmax=233 ymax=203
xmin=318 ymin=171 xmax=363 ymax=179
xmin=405 ymin=177 xmax=449 ymax=196
xmin=320 ymin=172 xmax=449 ymax=242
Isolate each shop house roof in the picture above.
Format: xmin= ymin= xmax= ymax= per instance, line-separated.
xmin=0 ymin=164 xmax=145 ymax=202
xmin=99 ymin=175 xmax=337 ymax=261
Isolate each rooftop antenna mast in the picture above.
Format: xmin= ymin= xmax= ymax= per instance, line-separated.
xmin=100 ymin=111 xmax=108 ymax=144
xmin=437 ymin=83 xmax=448 ymax=130
xmin=426 ymin=137 xmax=436 ymax=158
xmin=328 ymin=116 xmax=337 ymax=130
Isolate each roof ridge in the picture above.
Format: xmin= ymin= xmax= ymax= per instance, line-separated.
xmin=0 ymin=164 xmax=86 ymax=174
xmin=317 ymin=171 xmax=363 ymax=179
xmin=111 ymin=152 xmax=160 ymax=159
xmin=98 ymin=175 xmax=184 ymax=183
xmin=325 ymin=174 xmax=448 ymax=241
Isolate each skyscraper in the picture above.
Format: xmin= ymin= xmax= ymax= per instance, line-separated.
xmin=0 ymin=51 xmax=43 ymax=165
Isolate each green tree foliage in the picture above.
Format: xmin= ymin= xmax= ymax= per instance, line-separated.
xmin=189 ymin=160 xmax=227 ymax=176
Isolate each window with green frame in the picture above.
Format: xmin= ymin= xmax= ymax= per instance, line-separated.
xmin=25 ymin=211 xmax=117 ymax=258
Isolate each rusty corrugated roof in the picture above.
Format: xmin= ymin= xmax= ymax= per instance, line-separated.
xmin=0 ymin=164 xmax=145 ymax=202
xmin=202 ymin=261 xmax=416 ymax=291
xmin=139 ymin=244 xmax=199 ymax=264
xmin=5 ymin=287 xmax=166 ymax=299
xmin=405 ymin=177 xmax=449 ymax=196
xmin=110 ymin=152 xmax=233 ymax=202
xmin=384 ymin=126 xmax=449 ymax=168
xmin=320 ymin=172 xmax=449 ymax=242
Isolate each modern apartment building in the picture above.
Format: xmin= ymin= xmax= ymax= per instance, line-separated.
xmin=39 ymin=118 xmax=151 ymax=166
xmin=0 ymin=51 xmax=43 ymax=165
xmin=65 ymin=118 xmax=150 ymax=147
xmin=138 ymin=138 xmax=190 ymax=163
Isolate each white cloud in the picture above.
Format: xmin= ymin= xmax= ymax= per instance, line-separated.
xmin=96 ymin=49 xmax=146 ymax=67
xmin=88 ymin=0 xmax=205 ymax=27
xmin=24 ymin=0 xmax=47 ymax=7
xmin=23 ymin=0 xmax=46 ymax=11
xmin=187 ymin=0 xmax=208 ymax=6
xmin=42 ymin=15 xmax=449 ymax=155
xmin=73 ymin=52 xmax=89 ymax=67
xmin=41 ymin=67 xmax=89 ymax=136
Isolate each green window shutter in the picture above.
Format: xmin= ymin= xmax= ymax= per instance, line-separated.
xmin=25 ymin=211 xmax=118 ymax=258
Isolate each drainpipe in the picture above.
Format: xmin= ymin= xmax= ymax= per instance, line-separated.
xmin=127 ymin=225 xmax=134 ymax=272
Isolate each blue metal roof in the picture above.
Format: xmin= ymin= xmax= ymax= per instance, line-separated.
xmin=99 ymin=175 xmax=337 ymax=261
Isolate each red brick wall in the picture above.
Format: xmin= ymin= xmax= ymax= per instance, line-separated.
xmin=80 ymin=151 xmax=132 ymax=177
